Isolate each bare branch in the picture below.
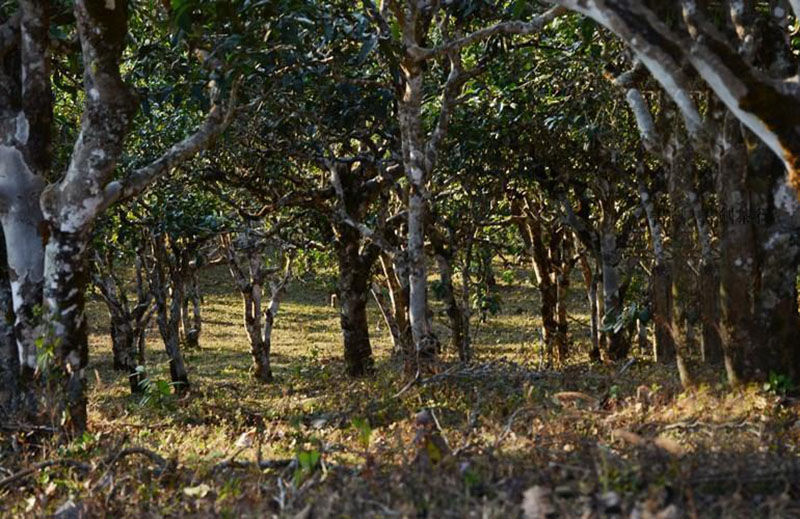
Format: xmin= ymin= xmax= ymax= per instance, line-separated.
xmin=328 ymin=163 xmax=399 ymax=256
xmin=407 ymin=6 xmax=567 ymax=61
xmin=102 ymin=79 xmax=240 ymax=208
xmin=610 ymin=62 xmax=662 ymax=155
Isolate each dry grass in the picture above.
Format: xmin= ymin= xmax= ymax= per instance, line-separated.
xmin=1 ymin=265 xmax=799 ymax=518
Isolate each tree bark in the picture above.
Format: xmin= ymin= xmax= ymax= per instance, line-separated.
xmin=599 ymin=218 xmax=627 ymax=360
xmin=430 ymin=227 xmax=468 ymax=361
xmin=716 ymin=117 xmax=758 ymax=386
xmin=336 ymin=227 xmax=375 ymax=377
xmin=181 ymin=269 xmax=201 ymax=349
xmin=578 ymin=254 xmax=600 ymax=360
xmin=150 ymin=234 xmax=189 ymax=391
xmin=0 ymin=237 xmax=19 ymax=415
xmin=667 ymin=139 xmax=694 ymax=388
xmin=638 ymin=181 xmax=675 ymax=362
xmin=689 ymin=189 xmax=722 ymax=364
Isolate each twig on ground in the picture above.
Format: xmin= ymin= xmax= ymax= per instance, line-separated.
xmin=211 ymin=458 xmax=294 ymax=475
xmin=0 ymin=459 xmax=92 ymax=489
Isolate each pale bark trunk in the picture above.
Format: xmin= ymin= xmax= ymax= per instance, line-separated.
xmin=380 ymin=253 xmax=412 ymax=358
xmin=0 ymin=154 xmax=45 ymax=376
xmin=371 ymin=282 xmax=403 ymax=354
xmin=261 ymin=273 xmax=289 ymax=380
xmin=599 ymin=223 xmax=627 ymax=360
xmin=398 ymin=50 xmax=438 ymax=374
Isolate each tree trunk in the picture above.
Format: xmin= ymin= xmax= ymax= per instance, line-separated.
xmin=527 ymin=216 xmax=559 ymax=366
xmin=430 ymin=227 xmax=469 ymax=362
xmin=151 ymin=235 xmax=189 ymax=391
xmin=716 ymin=118 xmax=758 ymax=386
xmin=108 ymin=315 xmax=141 ymax=392
xmin=651 ymin=263 xmax=675 ymax=362
xmin=181 ymin=270 xmax=201 ymax=349
xmin=600 ymin=225 xmax=628 ymax=360
xmin=42 ymin=229 xmax=91 ymax=437
xmin=0 ymin=238 xmax=19 ymax=415
xmin=243 ymin=284 xmax=271 ymax=382
xmin=380 ymin=254 xmax=413 ymax=358
xmin=579 ymin=255 xmax=600 ymax=360
xmin=554 ymin=234 xmax=571 ymax=364
xmin=638 ymin=182 xmax=676 ymax=362
xmin=667 ymin=138 xmax=694 ymax=388
xmin=337 ymin=229 xmax=374 ymax=377
xmin=371 ymin=282 xmax=403 ymax=354
xmin=690 ymin=190 xmax=722 ymax=364
xmin=398 ymin=58 xmax=438 ymax=374
xmin=0 ymin=147 xmax=45 ymax=382
xmin=752 ymin=171 xmax=800 ymax=379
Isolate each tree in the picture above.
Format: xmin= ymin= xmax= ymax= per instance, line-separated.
xmin=0 ymin=0 xmax=237 ymax=434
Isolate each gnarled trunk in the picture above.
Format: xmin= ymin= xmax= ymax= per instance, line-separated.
xmin=337 ymin=228 xmax=375 ymax=377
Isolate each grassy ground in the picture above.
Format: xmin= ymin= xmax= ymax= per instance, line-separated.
xmin=2 ymin=265 xmax=800 ymax=518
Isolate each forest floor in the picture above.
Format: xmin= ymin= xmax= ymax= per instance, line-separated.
xmin=2 ymin=266 xmax=800 ymax=518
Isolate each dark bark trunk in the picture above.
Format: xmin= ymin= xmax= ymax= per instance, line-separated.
xmin=0 ymin=239 xmax=19 ymax=415
xmin=527 ymin=216 xmax=559 ymax=366
xmin=668 ymin=139 xmax=694 ymax=387
xmin=151 ymin=235 xmax=189 ymax=391
xmin=181 ymin=270 xmax=201 ymax=349
xmin=698 ymin=261 xmax=722 ymax=363
xmin=554 ymin=234 xmax=571 ymax=364
xmin=430 ymin=228 xmax=468 ymax=362
xmin=716 ymin=120 xmax=758 ymax=386
xmin=600 ymin=227 xmax=628 ymax=361
xmin=651 ymin=263 xmax=675 ymax=362
xmin=579 ymin=255 xmax=600 ymax=360
xmin=337 ymin=228 xmax=375 ymax=377
xmin=108 ymin=316 xmax=142 ymax=393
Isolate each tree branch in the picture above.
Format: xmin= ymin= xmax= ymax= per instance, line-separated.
xmin=406 ymin=6 xmax=567 ymax=61
xmin=102 ymin=79 xmax=240 ymax=209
